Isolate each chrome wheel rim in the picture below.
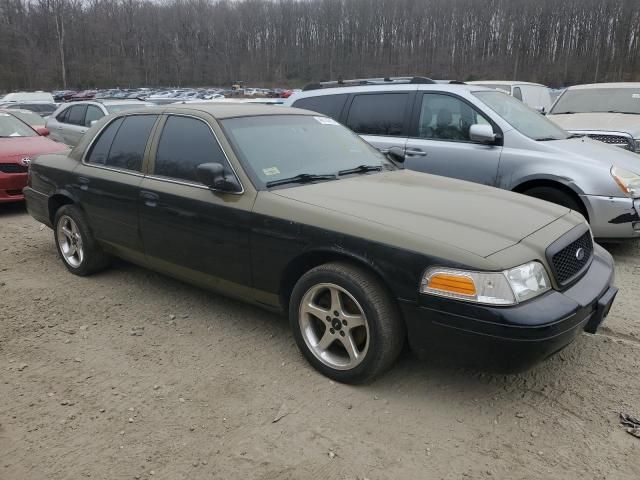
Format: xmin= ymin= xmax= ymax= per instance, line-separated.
xmin=56 ymin=215 xmax=84 ymax=268
xmin=299 ymin=283 xmax=370 ymax=370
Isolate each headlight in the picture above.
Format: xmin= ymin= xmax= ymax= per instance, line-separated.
xmin=611 ymin=166 xmax=640 ymax=198
xmin=420 ymin=262 xmax=551 ymax=306
xmin=634 ymin=139 xmax=640 ymax=153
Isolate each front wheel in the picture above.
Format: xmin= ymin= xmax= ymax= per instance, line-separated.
xmin=523 ymin=186 xmax=587 ymax=220
xmin=289 ymin=262 xmax=405 ymax=384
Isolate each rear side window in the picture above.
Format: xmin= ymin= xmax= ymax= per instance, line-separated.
xmin=67 ymin=105 xmax=87 ymax=126
xmin=292 ymin=94 xmax=348 ymax=121
xmin=56 ymin=108 xmax=70 ymax=123
xmin=86 ymin=115 xmax=157 ymax=171
xmin=154 ymin=116 xmax=228 ymax=183
xmin=345 ymin=93 xmax=408 ymax=136
xmin=86 ymin=117 xmax=124 ymax=165
xmin=107 ymin=115 xmax=157 ymax=171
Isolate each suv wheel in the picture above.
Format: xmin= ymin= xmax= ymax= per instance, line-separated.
xmin=289 ymin=262 xmax=404 ymax=384
xmin=54 ymin=205 xmax=110 ymax=276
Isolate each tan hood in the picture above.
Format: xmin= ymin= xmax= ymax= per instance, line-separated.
xmin=270 ymin=170 xmax=571 ymax=258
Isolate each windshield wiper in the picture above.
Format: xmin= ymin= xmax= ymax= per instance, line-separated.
xmin=604 ymin=110 xmax=640 ymax=115
xmin=266 ymin=173 xmax=337 ymax=188
xmin=338 ymin=164 xmax=382 ymax=176
xmin=553 ymin=111 xmax=576 ymax=114
xmin=536 ymin=137 xmax=561 ymax=141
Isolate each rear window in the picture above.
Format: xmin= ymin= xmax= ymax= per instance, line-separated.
xmin=345 ymin=93 xmax=409 ymax=137
xmin=292 ymin=94 xmax=348 ymax=121
xmin=67 ymin=105 xmax=87 ymax=126
xmin=106 ymin=103 xmax=150 ymax=114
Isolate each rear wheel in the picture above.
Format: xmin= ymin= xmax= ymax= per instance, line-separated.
xmin=289 ymin=262 xmax=404 ymax=384
xmin=54 ymin=205 xmax=110 ymax=276
xmin=524 ymin=186 xmax=587 ymax=220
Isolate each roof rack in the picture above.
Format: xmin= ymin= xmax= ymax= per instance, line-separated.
xmin=303 ymin=76 xmax=436 ymax=91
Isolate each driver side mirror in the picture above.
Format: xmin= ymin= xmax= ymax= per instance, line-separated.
xmin=35 ymin=127 xmax=50 ymax=137
xmin=384 ymin=146 xmax=406 ymax=163
xmin=469 ymin=124 xmax=498 ymax=144
xmin=196 ymin=162 xmax=242 ymax=193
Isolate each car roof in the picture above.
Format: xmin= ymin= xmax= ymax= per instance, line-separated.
xmin=566 ymin=82 xmax=640 ymax=90
xmin=468 ymin=81 xmax=547 ymax=87
xmin=120 ymin=103 xmax=314 ymax=119
xmin=288 ymin=83 xmax=495 ymax=100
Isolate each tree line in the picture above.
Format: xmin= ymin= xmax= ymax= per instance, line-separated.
xmin=0 ymin=0 xmax=638 ymax=91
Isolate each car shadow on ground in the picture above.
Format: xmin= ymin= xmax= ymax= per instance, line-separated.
xmin=0 ymin=202 xmax=27 ymax=217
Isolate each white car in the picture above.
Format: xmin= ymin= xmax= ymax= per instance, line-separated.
xmin=547 ymin=83 xmax=640 ymax=154
xmin=1 ymin=91 xmax=55 ymax=103
xmin=468 ymin=81 xmax=553 ymax=112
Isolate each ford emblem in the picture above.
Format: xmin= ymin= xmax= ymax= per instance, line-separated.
xmin=20 ymin=157 xmax=31 ymax=167
xmin=575 ymin=247 xmax=585 ymax=261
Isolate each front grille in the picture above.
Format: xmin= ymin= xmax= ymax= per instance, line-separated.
xmin=0 ymin=163 xmax=28 ymax=174
xmin=550 ymin=231 xmax=593 ymax=286
xmin=585 ymin=134 xmax=632 ymax=150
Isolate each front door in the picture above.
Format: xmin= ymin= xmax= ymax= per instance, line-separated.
xmin=73 ymin=114 xmax=159 ymax=254
xmin=404 ymin=92 xmax=503 ymax=186
xmin=138 ymin=114 xmax=254 ymax=292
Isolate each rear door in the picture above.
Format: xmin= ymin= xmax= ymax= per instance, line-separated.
xmin=343 ymin=91 xmax=412 ymax=153
xmin=73 ymin=114 xmax=159 ymax=256
xmin=62 ymin=105 xmax=88 ymax=146
xmin=404 ymin=92 xmax=503 ymax=186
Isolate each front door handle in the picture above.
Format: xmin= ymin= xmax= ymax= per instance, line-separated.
xmin=405 ymin=148 xmax=427 ymax=157
xmin=78 ymin=176 xmax=90 ymax=191
xmin=140 ymin=191 xmax=159 ymax=208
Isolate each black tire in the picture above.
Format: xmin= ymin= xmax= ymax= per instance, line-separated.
xmin=289 ymin=261 xmax=405 ymax=384
xmin=53 ymin=204 xmax=110 ymax=276
xmin=524 ymin=186 xmax=587 ymax=220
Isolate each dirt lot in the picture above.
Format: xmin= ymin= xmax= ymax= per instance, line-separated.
xmin=1 ymin=202 xmax=639 ymax=480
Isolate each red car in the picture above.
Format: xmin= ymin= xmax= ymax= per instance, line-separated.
xmin=0 ymin=112 xmax=68 ymax=203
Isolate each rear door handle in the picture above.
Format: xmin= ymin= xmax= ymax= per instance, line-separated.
xmin=140 ymin=191 xmax=159 ymax=207
xmin=405 ymin=148 xmax=427 ymax=157
xmin=78 ymin=176 xmax=90 ymax=191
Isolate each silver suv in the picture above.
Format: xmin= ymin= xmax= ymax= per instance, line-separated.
xmin=47 ymin=100 xmax=152 ymax=146
xmin=285 ymin=78 xmax=640 ymax=240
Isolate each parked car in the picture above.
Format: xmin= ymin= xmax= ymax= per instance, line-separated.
xmin=1 ymin=91 xmax=55 ymax=104
xmin=47 ymin=100 xmax=153 ymax=146
xmin=286 ymin=79 xmax=640 ymax=240
xmin=1 ymin=109 xmax=46 ymax=130
xmin=3 ymin=102 xmax=57 ymax=119
xmin=69 ymin=90 xmax=97 ymax=101
xmin=23 ymin=104 xmax=616 ymax=382
xmin=52 ymin=90 xmax=77 ymax=102
xmin=547 ymin=83 xmax=640 ymax=153
xmin=0 ymin=111 xmax=67 ymax=203
xmin=468 ymin=81 xmax=553 ymax=112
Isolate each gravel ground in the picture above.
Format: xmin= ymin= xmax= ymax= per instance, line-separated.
xmin=1 ymin=202 xmax=639 ymax=480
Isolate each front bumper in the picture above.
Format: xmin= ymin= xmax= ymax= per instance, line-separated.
xmin=582 ymin=195 xmax=640 ymax=240
xmin=401 ymin=244 xmax=616 ymax=372
xmin=0 ymin=172 xmax=27 ymax=203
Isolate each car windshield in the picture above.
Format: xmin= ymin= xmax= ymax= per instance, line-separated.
xmin=550 ymin=87 xmax=640 ymax=115
xmin=106 ymin=103 xmax=148 ymax=113
xmin=221 ymin=114 xmax=395 ymax=188
xmin=0 ymin=113 xmax=37 ymax=137
xmin=473 ymin=91 xmax=568 ymax=141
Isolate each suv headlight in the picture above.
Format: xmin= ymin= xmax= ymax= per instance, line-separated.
xmin=611 ymin=166 xmax=640 ymax=198
xmin=420 ymin=262 xmax=551 ymax=306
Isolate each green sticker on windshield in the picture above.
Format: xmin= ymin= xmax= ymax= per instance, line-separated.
xmin=263 ymin=167 xmax=280 ymax=176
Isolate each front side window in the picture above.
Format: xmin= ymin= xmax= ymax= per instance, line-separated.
xmin=84 ymin=105 xmax=104 ymax=126
xmin=0 ymin=112 xmax=37 ymax=137
xmin=154 ymin=116 xmax=228 ymax=183
xmin=221 ymin=114 xmax=395 ymax=188
xmin=550 ymin=87 xmax=640 ymax=115
xmin=85 ymin=115 xmax=157 ymax=171
xmin=417 ymin=93 xmax=491 ymax=142
xmin=346 ymin=93 xmax=409 ymax=137
xmin=56 ymin=108 xmax=70 ymax=123
xmin=474 ymin=91 xmax=568 ymax=141
xmin=292 ymin=94 xmax=348 ymax=121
